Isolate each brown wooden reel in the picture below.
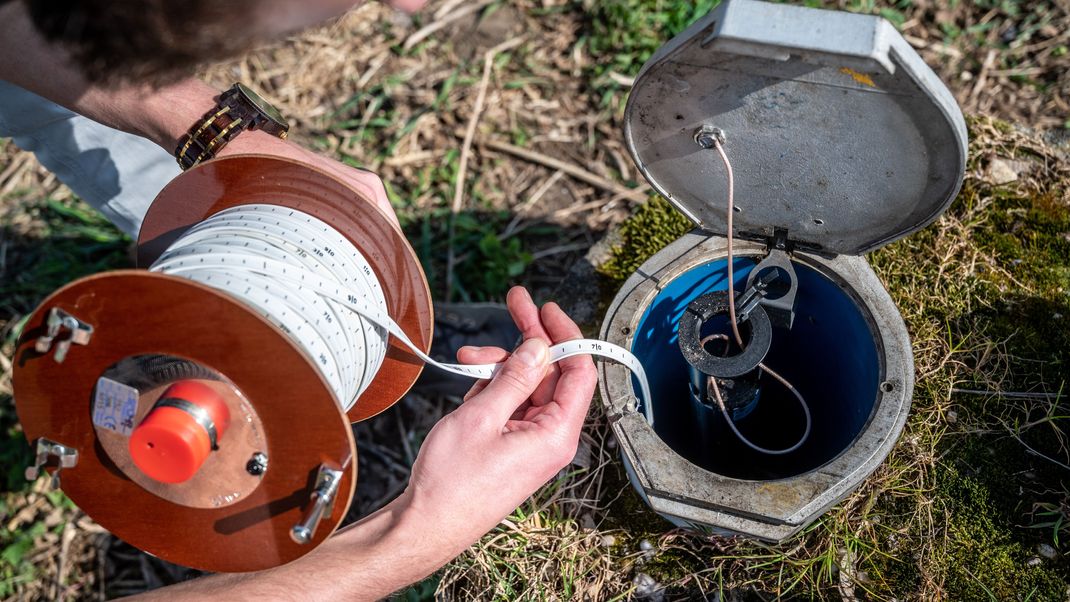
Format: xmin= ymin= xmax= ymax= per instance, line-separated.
xmin=138 ymin=154 xmax=434 ymax=422
xmin=14 ymin=273 xmax=355 ymax=571
xmin=12 ymin=155 xmax=434 ymax=572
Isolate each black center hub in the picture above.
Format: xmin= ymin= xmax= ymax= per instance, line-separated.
xmin=677 ymin=290 xmax=772 ymax=379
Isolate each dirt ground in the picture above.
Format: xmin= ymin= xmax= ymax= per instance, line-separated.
xmin=1 ymin=0 xmax=1069 ymax=599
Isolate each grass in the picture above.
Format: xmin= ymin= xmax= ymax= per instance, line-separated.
xmin=1 ymin=0 xmax=1068 ymax=598
xmin=557 ymin=115 xmax=1069 ymax=599
xmin=0 ymin=194 xmax=128 ymax=599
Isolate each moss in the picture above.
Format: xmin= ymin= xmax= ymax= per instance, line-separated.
xmin=578 ymin=115 xmax=1070 ymax=599
xmin=937 ymin=461 xmax=1067 ymax=601
xmin=972 ymin=185 xmax=1070 ymax=296
xmin=598 ymin=196 xmax=694 ymax=283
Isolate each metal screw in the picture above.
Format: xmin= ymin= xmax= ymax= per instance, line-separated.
xmin=694 ymin=125 xmax=726 ymax=149
xmin=246 ymin=452 xmax=268 ymax=476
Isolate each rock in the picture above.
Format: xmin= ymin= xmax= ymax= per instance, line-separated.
xmin=1038 ymin=543 xmax=1057 ymax=559
xmin=632 ymin=573 xmax=664 ymax=601
xmin=637 ymin=539 xmax=656 ymax=562
xmin=600 ymin=534 xmax=616 ymax=548
xmin=985 ymin=157 xmax=1032 ymax=185
xmin=580 ymin=513 xmax=596 ymax=530
xmin=1026 ymin=556 xmax=1042 ymax=567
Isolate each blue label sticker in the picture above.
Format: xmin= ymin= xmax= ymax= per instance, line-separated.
xmin=93 ymin=377 xmax=139 ymax=436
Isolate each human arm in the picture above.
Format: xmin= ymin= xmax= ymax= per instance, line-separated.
xmin=129 ymin=287 xmax=597 ymax=601
xmin=0 ymin=0 xmax=400 ymax=223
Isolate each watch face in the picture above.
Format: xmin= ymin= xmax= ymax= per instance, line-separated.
xmin=235 ymin=83 xmax=289 ymax=131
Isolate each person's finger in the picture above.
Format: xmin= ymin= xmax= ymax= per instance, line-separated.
xmin=506 ymin=286 xmax=551 ymax=344
xmin=456 ymin=346 xmax=510 ymax=402
xmin=462 ymin=338 xmax=550 ymax=426
xmin=507 ymin=287 xmax=561 ymax=404
xmin=538 ymin=302 xmax=596 ymax=431
xmin=540 ymin=302 xmax=592 ymax=372
xmin=508 ymin=400 xmax=534 ymax=422
xmin=456 ymin=345 xmax=509 ymax=365
xmin=544 ymin=359 xmax=596 ymax=440
xmin=463 ymin=379 xmax=489 ymax=401
xmin=345 ymin=169 xmax=398 ymax=228
xmin=386 ymin=0 xmax=426 ymax=13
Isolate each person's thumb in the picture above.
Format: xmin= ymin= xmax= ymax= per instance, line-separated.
xmin=463 ymin=338 xmax=550 ymax=425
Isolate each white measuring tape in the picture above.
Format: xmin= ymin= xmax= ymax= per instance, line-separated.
xmin=150 ymin=204 xmax=652 ymax=421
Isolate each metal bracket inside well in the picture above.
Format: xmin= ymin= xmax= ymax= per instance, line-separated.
xmin=746 ymin=249 xmax=798 ymax=329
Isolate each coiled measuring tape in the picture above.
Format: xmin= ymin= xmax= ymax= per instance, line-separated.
xmin=151 ymin=205 xmax=652 ymax=421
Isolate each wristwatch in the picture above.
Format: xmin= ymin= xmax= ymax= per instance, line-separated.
xmin=174 ymin=83 xmax=290 ymax=170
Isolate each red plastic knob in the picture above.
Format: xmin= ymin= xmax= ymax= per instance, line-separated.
xmin=129 ymin=381 xmax=230 ymax=484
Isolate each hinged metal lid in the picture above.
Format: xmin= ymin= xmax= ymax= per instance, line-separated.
xmin=624 ymin=0 xmax=968 ymax=255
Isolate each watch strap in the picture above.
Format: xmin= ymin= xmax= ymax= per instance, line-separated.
xmin=174 ymin=85 xmax=287 ymax=171
xmin=175 ymin=104 xmax=250 ymax=170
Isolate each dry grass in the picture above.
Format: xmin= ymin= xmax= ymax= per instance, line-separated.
xmin=1 ymin=0 xmax=1069 ymax=599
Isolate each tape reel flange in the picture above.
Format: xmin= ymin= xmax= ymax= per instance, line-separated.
xmin=13 ymin=271 xmax=356 ymax=572
xmin=138 ymin=154 xmax=435 ymax=422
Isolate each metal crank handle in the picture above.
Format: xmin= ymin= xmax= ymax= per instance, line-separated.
xmin=290 ymin=463 xmax=343 ymax=545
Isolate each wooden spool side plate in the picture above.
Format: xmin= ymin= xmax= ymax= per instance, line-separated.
xmin=137 ymin=154 xmax=434 ymax=422
xmin=12 ymin=272 xmax=356 ymax=572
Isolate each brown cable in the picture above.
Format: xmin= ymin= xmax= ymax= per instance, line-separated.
xmin=705 ymin=139 xmax=811 ymax=455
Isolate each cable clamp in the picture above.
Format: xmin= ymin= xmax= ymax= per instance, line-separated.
xmin=745 ymin=249 xmax=798 ymax=329
xmin=25 ymin=438 xmax=79 ymax=489
xmin=34 ymin=307 xmax=94 ymax=363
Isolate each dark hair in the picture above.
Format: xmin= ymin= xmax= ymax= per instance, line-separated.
xmin=22 ymin=0 xmax=260 ymax=85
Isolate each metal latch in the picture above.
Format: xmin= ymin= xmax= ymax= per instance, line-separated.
xmin=291 ymin=463 xmax=344 ymax=544
xmin=745 ymin=249 xmax=798 ymax=329
xmin=34 ymin=307 xmax=94 ymax=363
xmin=25 ymin=438 xmax=79 ymax=489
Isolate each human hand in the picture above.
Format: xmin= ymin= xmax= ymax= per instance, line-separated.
xmin=219 ymin=130 xmax=399 ymax=227
xmin=400 ymin=286 xmax=597 ymax=557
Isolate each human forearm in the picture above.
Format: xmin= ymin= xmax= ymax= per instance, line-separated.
xmin=0 ymin=1 xmax=401 ymax=222
xmin=0 ymin=1 xmax=217 ymax=152
xmin=131 ymin=491 xmax=456 ymax=602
